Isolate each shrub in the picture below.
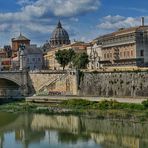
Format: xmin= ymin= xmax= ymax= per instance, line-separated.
xmin=61 ymin=99 xmax=93 ymax=109
xmin=98 ymin=100 xmax=120 ymax=110
xmin=61 ymin=99 xmax=145 ymax=110
xmin=142 ymin=100 xmax=148 ymax=108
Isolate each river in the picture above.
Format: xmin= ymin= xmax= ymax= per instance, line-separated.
xmin=0 ymin=112 xmax=148 ymax=148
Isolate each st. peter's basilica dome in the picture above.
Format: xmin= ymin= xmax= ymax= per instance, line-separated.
xmin=50 ymin=21 xmax=70 ymax=47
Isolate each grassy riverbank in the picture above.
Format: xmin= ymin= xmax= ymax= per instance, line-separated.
xmin=0 ymin=99 xmax=148 ymax=122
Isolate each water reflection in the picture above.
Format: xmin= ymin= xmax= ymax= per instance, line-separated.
xmin=0 ymin=112 xmax=148 ymax=148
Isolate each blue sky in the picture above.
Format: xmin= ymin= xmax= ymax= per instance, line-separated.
xmin=0 ymin=0 xmax=148 ymax=47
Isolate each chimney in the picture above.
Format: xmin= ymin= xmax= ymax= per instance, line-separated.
xmin=141 ymin=17 xmax=144 ymax=26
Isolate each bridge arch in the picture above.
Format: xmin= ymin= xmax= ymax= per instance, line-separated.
xmin=0 ymin=76 xmax=22 ymax=86
xmin=0 ymin=77 xmax=21 ymax=97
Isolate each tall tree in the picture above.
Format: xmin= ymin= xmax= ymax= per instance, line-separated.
xmin=72 ymin=52 xmax=89 ymax=69
xmin=55 ymin=49 xmax=75 ymax=70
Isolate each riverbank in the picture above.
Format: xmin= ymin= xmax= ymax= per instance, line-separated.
xmin=0 ymin=99 xmax=148 ymax=122
xmin=26 ymin=95 xmax=147 ymax=104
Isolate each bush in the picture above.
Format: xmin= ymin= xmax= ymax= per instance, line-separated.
xmin=142 ymin=100 xmax=148 ymax=108
xmin=62 ymin=99 xmax=93 ymax=109
xmin=97 ymin=100 xmax=120 ymax=110
xmin=61 ymin=99 xmax=145 ymax=110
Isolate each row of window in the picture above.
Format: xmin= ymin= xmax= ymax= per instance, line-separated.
xmin=104 ymin=50 xmax=134 ymax=59
xmin=120 ymin=50 xmax=134 ymax=58
xmin=104 ymin=50 xmax=144 ymax=59
xmin=27 ymin=58 xmax=41 ymax=62
xmin=104 ymin=53 xmax=112 ymax=59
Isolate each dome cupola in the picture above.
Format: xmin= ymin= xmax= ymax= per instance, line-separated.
xmin=50 ymin=21 xmax=70 ymax=47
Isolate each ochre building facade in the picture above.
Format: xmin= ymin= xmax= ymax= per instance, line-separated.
xmin=93 ymin=25 xmax=148 ymax=67
xmin=44 ymin=42 xmax=90 ymax=70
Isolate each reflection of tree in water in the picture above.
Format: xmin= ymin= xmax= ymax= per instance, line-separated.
xmin=0 ymin=112 xmax=18 ymax=127
xmin=58 ymin=132 xmax=90 ymax=144
xmin=0 ymin=134 xmax=4 ymax=148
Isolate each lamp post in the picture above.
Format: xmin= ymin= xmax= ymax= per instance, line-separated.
xmin=19 ymin=44 xmax=25 ymax=71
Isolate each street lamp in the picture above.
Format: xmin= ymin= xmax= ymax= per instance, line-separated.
xmin=19 ymin=44 xmax=26 ymax=71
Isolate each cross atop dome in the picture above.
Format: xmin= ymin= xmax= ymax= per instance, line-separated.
xmin=57 ymin=20 xmax=62 ymax=28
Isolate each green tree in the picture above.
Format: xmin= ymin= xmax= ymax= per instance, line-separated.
xmin=55 ymin=49 xmax=75 ymax=70
xmin=68 ymin=48 xmax=76 ymax=68
xmin=72 ymin=52 xmax=89 ymax=69
xmin=68 ymin=48 xmax=76 ymax=61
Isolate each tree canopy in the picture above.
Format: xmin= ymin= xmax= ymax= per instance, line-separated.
xmin=72 ymin=52 xmax=89 ymax=69
xmin=55 ymin=49 xmax=75 ymax=70
xmin=55 ymin=49 xmax=89 ymax=70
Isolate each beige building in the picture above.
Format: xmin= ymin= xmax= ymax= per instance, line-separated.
xmin=93 ymin=19 xmax=148 ymax=67
xmin=44 ymin=42 xmax=90 ymax=70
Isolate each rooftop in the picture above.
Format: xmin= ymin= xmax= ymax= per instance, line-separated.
xmin=94 ymin=25 xmax=148 ymax=42
xmin=12 ymin=33 xmax=30 ymax=41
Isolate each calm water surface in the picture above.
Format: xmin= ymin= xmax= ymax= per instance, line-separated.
xmin=0 ymin=112 xmax=148 ymax=148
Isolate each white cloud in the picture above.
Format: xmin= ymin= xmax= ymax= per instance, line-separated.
xmin=0 ymin=0 xmax=100 ymax=46
xmin=97 ymin=15 xmax=147 ymax=30
xmin=17 ymin=0 xmax=34 ymax=6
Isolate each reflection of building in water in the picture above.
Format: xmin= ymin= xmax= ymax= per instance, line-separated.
xmin=31 ymin=115 xmax=81 ymax=134
xmin=31 ymin=114 xmax=148 ymax=147
xmin=0 ymin=113 xmax=148 ymax=148
xmin=91 ymin=133 xmax=140 ymax=148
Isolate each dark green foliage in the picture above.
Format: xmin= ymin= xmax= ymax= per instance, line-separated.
xmin=55 ymin=49 xmax=89 ymax=70
xmin=97 ymin=100 xmax=120 ymax=110
xmin=72 ymin=52 xmax=89 ymax=69
xmin=77 ymin=70 xmax=84 ymax=89
xmin=68 ymin=48 xmax=76 ymax=61
xmin=55 ymin=49 xmax=75 ymax=70
xmin=62 ymin=99 xmax=145 ymax=110
xmin=142 ymin=99 xmax=148 ymax=108
xmin=61 ymin=99 xmax=94 ymax=109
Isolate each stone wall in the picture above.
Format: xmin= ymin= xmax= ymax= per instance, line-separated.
xmin=79 ymin=71 xmax=148 ymax=97
xmin=28 ymin=71 xmax=78 ymax=95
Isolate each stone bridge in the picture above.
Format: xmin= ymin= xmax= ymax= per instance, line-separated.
xmin=0 ymin=71 xmax=28 ymax=97
xmin=0 ymin=70 xmax=78 ymax=98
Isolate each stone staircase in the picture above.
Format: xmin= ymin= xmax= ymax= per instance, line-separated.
xmin=38 ymin=74 xmax=68 ymax=92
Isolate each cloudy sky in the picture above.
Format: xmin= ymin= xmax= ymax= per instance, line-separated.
xmin=0 ymin=0 xmax=148 ymax=47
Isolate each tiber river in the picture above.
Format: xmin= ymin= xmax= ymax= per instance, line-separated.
xmin=0 ymin=112 xmax=148 ymax=148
